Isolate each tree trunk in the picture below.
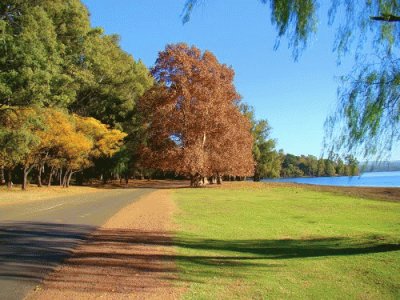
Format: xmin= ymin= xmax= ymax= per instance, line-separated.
xmin=0 ymin=166 xmax=5 ymax=185
xmin=48 ymin=166 xmax=54 ymax=187
xmin=21 ymin=168 xmax=28 ymax=190
xmin=216 ymin=172 xmax=222 ymax=185
xmin=37 ymin=165 xmax=43 ymax=187
xmin=59 ymin=168 xmax=63 ymax=186
xmin=22 ymin=166 xmax=33 ymax=190
xmin=201 ymin=177 xmax=209 ymax=185
xmin=190 ymin=174 xmax=202 ymax=187
xmin=6 ymin=169 xmax=12 ymax=189
xmin=62 ymin=169 xmax=69 ymax=188
xmin=125 ymin=174 xmax=129 ymax=185
xmin=209 ymin=175 xmax=217 ymax=184
xmin=66 ymin=171 xmax=74 ymax=188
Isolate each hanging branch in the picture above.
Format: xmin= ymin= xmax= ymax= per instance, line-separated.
xmin=370 ymin=14 xmax=400 ymax=22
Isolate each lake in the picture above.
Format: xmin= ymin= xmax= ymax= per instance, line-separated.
xmin=262 ymin=171 xmax=400 ymax=187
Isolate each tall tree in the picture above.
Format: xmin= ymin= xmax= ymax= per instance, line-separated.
xmin=140 ymin=44 xmax=254 ymax=186
xmin=0 ymin=4 xmax=64 ymax=107
xmin=70 ymin=32 xmax=153 ymax=128
xmin=0 ymin=108 xmax=41 ymax=188
xmin=240 ymin=104 xmax=281 ymax=181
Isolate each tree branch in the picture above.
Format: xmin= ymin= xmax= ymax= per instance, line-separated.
xmin=370 ymin=14 xmax=400 ymax=22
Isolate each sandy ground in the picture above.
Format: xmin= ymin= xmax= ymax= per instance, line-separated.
xmin=27 ymin=190 xmax=183 ymax=300
xmin=0 ymin=185 xmax=103 ymax=206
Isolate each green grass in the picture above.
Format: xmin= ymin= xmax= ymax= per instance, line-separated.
xmin=172 ymin=184 xmax=400 ymax=299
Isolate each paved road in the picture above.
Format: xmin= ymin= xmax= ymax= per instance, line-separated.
xmin=0 ymin=188 xmax=153 ymax=300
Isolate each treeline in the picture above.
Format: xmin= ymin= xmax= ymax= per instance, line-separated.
xmin=279 ymin=154 xmax=359 ymax=178
xmin=0 ymin=0 xmax=152 ymax=189
xmin=0 ymin=1 xmax=254 ymax=189
xmin=0 ymin=0 xmax=356 ymax=189
xmin=242 ymin=105 xmax=359 ymax=181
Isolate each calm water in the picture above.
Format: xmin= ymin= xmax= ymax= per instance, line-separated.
xmin=262 ymin=171 xmax=400 ymax=187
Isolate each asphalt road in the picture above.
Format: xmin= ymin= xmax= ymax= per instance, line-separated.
xmin=0 ymin=188 xmax=153 ymax=300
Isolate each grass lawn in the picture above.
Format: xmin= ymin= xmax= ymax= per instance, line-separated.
xmin=172 ymin=183 xmax=400 ymax=299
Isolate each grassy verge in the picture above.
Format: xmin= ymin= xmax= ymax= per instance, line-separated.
xmin=173 ymin=183 xmax=400 ymax=299
xmin=0 ymin=185 xmax=102 ymax=205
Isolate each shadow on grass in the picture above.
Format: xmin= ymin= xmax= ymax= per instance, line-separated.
xmin=0 ymin=221 xmax=399 ymax=294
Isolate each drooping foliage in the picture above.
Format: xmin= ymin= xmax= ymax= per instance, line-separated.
xmin=326 ymin=59 xmax=400 ymax=158
xmin=139 ymin=44 xmax=254 ymax=186
xmin=182 ymin=0 xmax=400 ymax=159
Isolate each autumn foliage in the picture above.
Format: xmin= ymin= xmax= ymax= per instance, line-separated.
xmin=139 ymin=44 xmax=254 ymax=186
xmin=0 ymin=108 xmax=126 ymax=189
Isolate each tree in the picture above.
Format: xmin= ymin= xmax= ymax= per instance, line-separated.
xmin=336 ymin=157 xmax=345 ymax=175
xmin=317 ymin=158 xmax=326 ymax=177
xmin=325 ymin=159 xmax=336 ymax=176
xmin=0 ymin=4 xmax=65 ymax=107
xmin=139 ymin=44 xmax=254 ymax=186
xmin=70 ymin=32 xmax=153 ymax=128
xmin=240 ymin=104 xmax=281 ymax=180
xmin=0 ymin=108 xmax=40 ymax=188
xmin=0 ymin=107 xmax=126 ymax=189
xmin=71 ymin=115 xmax=127 ymax=186
xmin=344 ymin=155 xmax=360 ymax=176
xmin=182 ymin=0 xmax=400 ymax=159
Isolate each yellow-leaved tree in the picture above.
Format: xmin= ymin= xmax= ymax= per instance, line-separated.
xmin=1 ymin=108 xmax=126 ymax=189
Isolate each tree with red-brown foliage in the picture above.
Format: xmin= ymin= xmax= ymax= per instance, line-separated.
xmin=139 ymin=44 xmax=254 ymax=187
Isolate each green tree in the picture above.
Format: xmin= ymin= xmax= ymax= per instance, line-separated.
xmin=325 ymin=159 xmax=336 ymax=176
xmin=317 ymin=158 xmax=326 ymax=177
xmin=240 ymin=104 xmax=281 ymax=180
xmin=0 ymin=109 xmax=40 ymax=188
xmin=0 ymin=4 xmax=64 ymax=107
xmin=336 ymin=157 xmax=345 ymax=175
xmin=344 ymin=155 xmax=360 ymax=176
xmin=71 ymin=32 xmax=153 ymax=128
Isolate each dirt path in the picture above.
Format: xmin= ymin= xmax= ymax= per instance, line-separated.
xmin=27 ymin=190 xmax=182 ymax=300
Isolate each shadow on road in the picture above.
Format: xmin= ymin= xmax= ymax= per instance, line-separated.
xmin=0 ymin=222 xmax=94 ymax=283
xmin=1 ymin=221 xmax=399 ymax=294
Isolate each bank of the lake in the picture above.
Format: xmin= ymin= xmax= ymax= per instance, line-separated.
xmin=262 ymin=171 xmax=400 ymax=188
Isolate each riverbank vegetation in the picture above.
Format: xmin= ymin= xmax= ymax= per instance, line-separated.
xmin=0 ymin=1 xmax=368 ymax=190
xmin=173 ymin=182 xmax=400 ymax=299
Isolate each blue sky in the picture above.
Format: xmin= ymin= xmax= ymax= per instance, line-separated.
xmin=82 ymin=0 xmax=397 ymax=159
